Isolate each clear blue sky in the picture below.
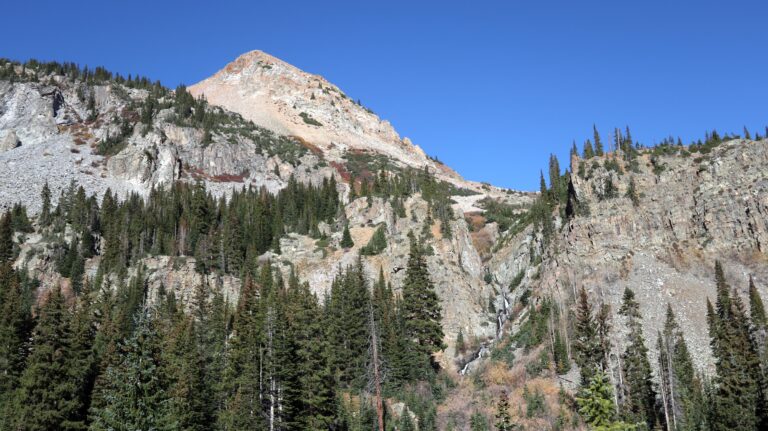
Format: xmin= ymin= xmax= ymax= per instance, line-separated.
xmin=2 ymin=1 xmax=766 ymax=190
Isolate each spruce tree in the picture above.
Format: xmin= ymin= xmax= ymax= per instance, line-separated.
xmin=402 ymin=235 xmax=445 ymax=374
xmin=219 ymin=278 xmax=266 ymax=430
xmin=708 ymin=262 xmax=763 ymax=431
xmin=618 ymin=288 xmax=657 ymax=429
xmin=361 ymin=224 xmax=387 ymax=255
xmin=341 ymin=223 xmax=354 ymax=248
xmin=594 ymin=124 xmax=604 ymax=156
xmin=494 ymin=390 xmax=515 ymax=431
xmin=40 ymin=181 xmax=52 ymax=227
xmin=573 ymin=287 xmax=602 ymax=384
xmin=88 ymin=311 xmax=173 ymax=431
xmin=165 ymin=317 xmax=215 ymax=431
xmin=576 ymin=370 xmax=634 ymax=430
xmin=0 ymin=211 xmax=13 ymax=265
xmin=0 ymin=266 xmax=32 ymax=425
xmin=583 ymin=139 xmax=595 ymax=159
xmin=14 ymin=286 xmax=80 ymax=431
xmin=658 ymin=304 xmax=705 ymax=431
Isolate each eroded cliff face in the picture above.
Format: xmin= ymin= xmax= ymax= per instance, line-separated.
xmin=1 ymin=59 xmax=539 ymax=373
xmin=0 ymin=75 xmax=337 ymax=215
xmin=496 ymin=139 xmax=768 ymax=373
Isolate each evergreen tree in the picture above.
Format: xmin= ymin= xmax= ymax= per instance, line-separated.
xmin=584 ymin=139 xmax=595 ymax=159
xmin=0 ymin=266 xmax=32 ymax=425
xmin=40 ymin=181 xmax=52 ymax=227
xmin=0 ymin=211 xmax=13 ymax=265
xmin=361 ymin=224 xmax=387 ymax=255
xmin=594 ymin=125 xmax=604 ymax=156
xmin=574 ymin=287 xmax=602 ymax=384
xmin=494 ymin=390 xmax=516 ymax=431
xmin=618 ymin=288 xmax=657 ymax=429
xmin=657 ymin=304 xmax=705 ymax=431
xmin=289 ymin=277 xmax=336 ymax=430
xmin=165 ymin=317 xmax=216 ymax=431
xmin=402 ymin=236 xmax=445 ymax=374
xmin=14 ymin=286 xmax=80 ymax=431
xmin=219 ymin=278 xmax=266 ymax=430
xmin=341 ymin=224 xmax=354 ymax=248
xmin=577 ymin=371 xmax=635 ymax=431
xmin=88 ymin=311 xmax=174 ymax=431
xmin=707 ymin=261 xmax=764 ymax=431
xmin=326 ymin=258 xmax=371 ymax=388
xmin=456 ymin=328 xmax=466 ymax=356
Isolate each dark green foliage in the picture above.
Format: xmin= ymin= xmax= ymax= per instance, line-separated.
xmin=553 ymin=328 xmax=570 ymax=374
xmin=341 ymin=223 xmax=355 ymax=248
xmin=573 ymin=287 xmax=604 ymax=384
xmin=470 ymin=411 xmax=490 ymax=431
xmin=625 ymin=176 xmax=639 ymax=207
xmin=618 ymin=288 xmax=657 ymax=428
xmin=0 ymin=265 xmax=33 ymax=425
xmin=707 ymin=262 xmax=765 ymax=431
xmin=299 ymin=111 xmax=323 ymax=126
xmin=657 ymin=304 xmax=706 ymax=431
xmin=495 ymin=390 xmax=516 ymax=431
xmin=65 ymin=176 xmax=340 ymax=274
xmin=326 ymin=258 xmax=371 ymax=388
xmin=583 ymin=139 xmax=595 ymax=159
xmin=512 ymin=297 xmax=552 ymax=352
xmin=361 ymin=224 xmax=387 ymax=255
xmin=13 ymin=286 xmax=82 ymax=431
xmin=0 ymin=211 xmax=14 ymax=265
xmin=402 ymin=236 xmax=445 ymax=375
xmin=523 ymin=385 xmax=547 ymax=418
xmin=477 ymin=197 xmax=527 ymax=232
xmin=594 ymin=125 xmax=604 ymax=156
xmin=576 ymin=371 xmax=633 ymax=430
xmin=88 ymin=311 xmax=174 ymax=430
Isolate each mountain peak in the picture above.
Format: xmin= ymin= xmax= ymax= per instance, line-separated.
xmin=189 ymin=50 xmax=460 ymax=181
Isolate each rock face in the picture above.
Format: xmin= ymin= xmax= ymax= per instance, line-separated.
xmin=0 ymin=57 xmax=536 ymax=373
xmin=189 ymin=52 xmax=440 ymax=175
xmin=490 ymin=139 xmax=768 ymax=374
xmin=188 ymin=50 xmax=515 ymax=202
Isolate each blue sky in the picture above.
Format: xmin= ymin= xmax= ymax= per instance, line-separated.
xmin=2 ymin=1 xmax=766 ymax=190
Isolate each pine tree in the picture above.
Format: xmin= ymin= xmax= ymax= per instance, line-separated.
xmin=618 ymin=288 xmax=657 ymax=429
xmin=14 ymin=286 xmax=80 ymax=430
xmin=573 ymin=287 xmax=602 ymax=384
xmin=708 ymin=261 xmax=763 ymax=431
xmin=402 ymin=236 xmax=445 ymax=375
xmin=67 ymin=281 xmax=98 ymax=430
xmin=341 ymin=223 xmax=354 ymax=248
xmin=361 ymin=224 xmax=387 ymax=255
xmin=594 ymin=125 xmax=604 ymax=156
xmin=576 ymin=370 xmax=634 ymax=430
xmin=165 ymin=317 xmax=215 ymax=431
xmin=0 ymin=211 xmax=13 ymax=264
xmin=494 ymin=390 xmax=516 ymax=431
xmin=583 ymin=139 xmax=595 ymax=159
xmin=219 ymin=278 xmax=266 ymax=430
xmin=657 ymin=304 xmax=705 ymax=431
xmin=326 ymin=258 xmax=371 ymax=388
xmin=288 ymin=277 xmax=336 ymax=430
xmin=88 ymin=311 xmax=174 ymax=431
xmin=40 ymin=181 xmax=52 ymax=227
xmin=0 ymin=266 xmax=32 ymax=425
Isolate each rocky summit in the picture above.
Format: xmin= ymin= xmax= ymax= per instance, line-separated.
xmin=1 ymin=53 xmax=767 ymax=430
